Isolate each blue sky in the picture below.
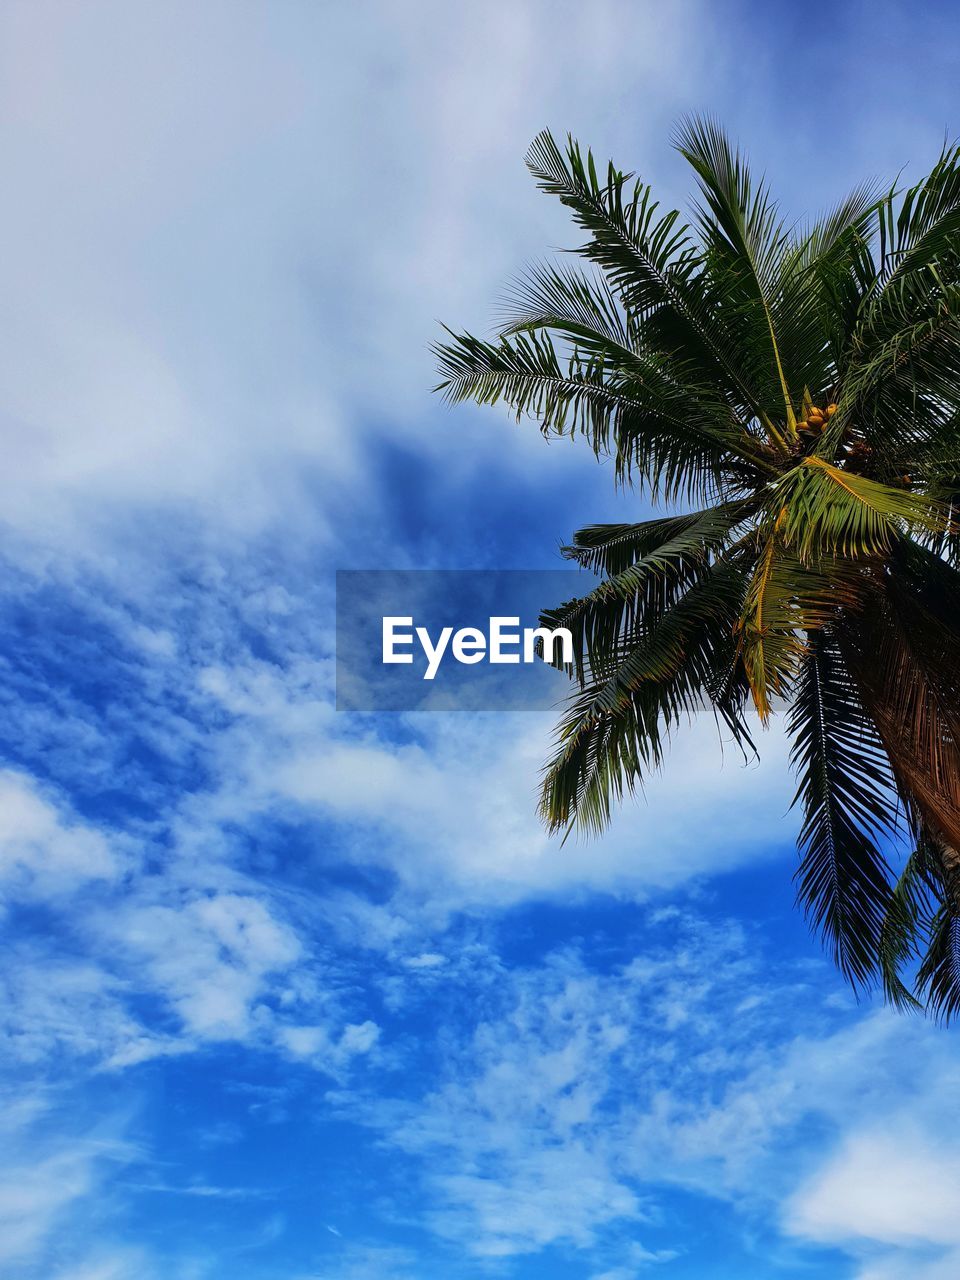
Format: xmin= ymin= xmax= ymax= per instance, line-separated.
xmin=3 ymin=2 xmax=960 ymax=1277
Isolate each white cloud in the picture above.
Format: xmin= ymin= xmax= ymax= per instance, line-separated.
xmin=325 ymin=929 xmax=960 ymax=1268
xmin=294 ymin=1242 xmax=421 ymax=1280
xmin=403 ymin=953 xmax=447 ymax=969
xmin=51 ymin=1252 xmax=159 ymax=1280
xmin=855 ymin=1255 xmax=960 ymax=1280
xmin=0 ymin=0 xmax=723 ymax=550
xmin=590 ymin=1240 xmax=679 ymax=1278
xmin=0 ymin=1146 xmax=98 ymax=1265
xmin=435 ymin=1146 xmax=640 ymax=1257
xmin=84 ymin=884 xmax=384 ymax=1072
xmin=787 ymin=1129 xmax=960 ymax=1249
xmin=0 ymin=947 xmax=180 ymax=1068
xmin=278 ymin=1019 xmax=379 ymax=1066
xmin=0 ymin=769 xmax=117 ymax=899
xmin=0 ymin=1091 xmax=146 ymax=1277
xmin=192 ymin=650 xmax=797 ymax=909
xmin=0 ymin=758 xmax=383 ymax=1074
xmin=784 ymin=1120 xmax=960 ymax=1280
xmin=334 ymin=921 xmax=765 ymax=1256
xmin=107 ymin=893 xmax=301 ymax=1040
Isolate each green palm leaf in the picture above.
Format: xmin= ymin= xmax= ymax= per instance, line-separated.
xmin=788 ymin=632 xmax=898 ymax=987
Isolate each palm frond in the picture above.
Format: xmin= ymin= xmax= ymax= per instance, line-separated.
xmin=434 ymin=327 xmax=763 ymax=498
xmin=498 ymin=260 xmax=631 ymax=348
xmin=913 ymin=834 xmax=960 ymax=1022
xmin=734 ymin=533 xmax=861 ymax=721
xmin=542 ymin=501 xmax=755 ymax=685
xmin=878 ymin=141 xmax=960 ymax=281
xmin=776 ymin=457 xmax=948 ymax=560
xmin=788 ymin=631 xmax=898 ymax=988
xmin=561 ymin=499 xmax=755 ymax=576
xmin=524 ymin=129 xmax=782 ymax=433
xmin=917 ymin=902 xmax=960 ymax=1022
xmin=674 ymin=115 xmax=797 ymax=433
xmin=540 ymin=563 xmax=751 ymax=835
xmin=878 ymin=834 xmax=959 ymax=1014
xmin=795 ymin=182 xmax=884 ymax=270
xmin=877 ymin=847 xmax=928 ymax=1012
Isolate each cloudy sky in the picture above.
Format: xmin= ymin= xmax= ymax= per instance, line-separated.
xmin=3 ymin=2 xmax=960 ymax=1277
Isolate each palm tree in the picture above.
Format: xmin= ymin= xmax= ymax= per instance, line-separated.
xmin=435 ymin=120 xmax=960 ymax=1016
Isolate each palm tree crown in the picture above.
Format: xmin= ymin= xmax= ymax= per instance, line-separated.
xmin=435 ymin=119 xmax=960 ymax=1016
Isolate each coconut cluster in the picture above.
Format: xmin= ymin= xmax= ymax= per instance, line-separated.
xmin=797 ymin=402 xmax=838 ymax=434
